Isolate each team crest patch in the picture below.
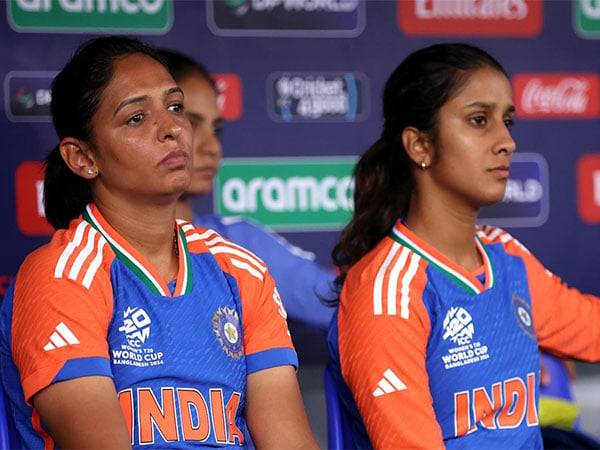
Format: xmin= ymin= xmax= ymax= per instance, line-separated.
xmin=213 ymin=307 xmax=243 ymax=360
xmin=512 ymin=294 xmax=536 ymax=339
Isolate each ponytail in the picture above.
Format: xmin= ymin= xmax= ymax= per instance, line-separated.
xmin=331 ymin=136 xmax=413 ymax=294
xmin=44 ymin=146 xmax=92 ymax=230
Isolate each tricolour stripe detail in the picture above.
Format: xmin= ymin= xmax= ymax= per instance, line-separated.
xmin=172 ymin=226 xmax=192 ymax=296
xmin=475 ymin=237 xmax=494 ymax=290
xmin=230 ymin=258 xmax=264 ymax=281
xmin=400 ymin=253 xmax=421 ymax=320
xmin=54 ymin=221 xmax=89 ymax=279
xmin=82 ymin=237 xmax=107 ymax=289
xmin=386 ymin=247 xmax=410 ymax=316
xmin=68 ymin=227 xmax=98 ymax=281
xmin=391 ymin=227 xmax=480 ymax=295
xmin=373 ymin=242 xmax=401 ymax=316
xmin=84 ymin=206 xmax=166 ymax=296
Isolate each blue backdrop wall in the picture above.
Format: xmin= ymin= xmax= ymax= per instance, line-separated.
xmin=1 ymin=0 xmax=600 ymax=302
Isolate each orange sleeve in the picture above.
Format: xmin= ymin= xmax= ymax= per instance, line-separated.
xmin=504 ymin=238 xmax=600 ymax=361
xmin=11 ymin=238 xmax=114 ymax=401
xmin=338 ymin=252 xmax=444 ymax=450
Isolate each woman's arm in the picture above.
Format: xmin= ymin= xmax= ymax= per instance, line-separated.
xmin=245 ymin=366 xmax=319 ymax=450
xmin=33 ymin=376 xmax=131 ymax=449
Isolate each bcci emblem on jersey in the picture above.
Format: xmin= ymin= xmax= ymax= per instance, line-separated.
xmin=213 ymin=306 xmax=243 ymax=360
xmin=512 ymin=294 xmax=536 ymax=339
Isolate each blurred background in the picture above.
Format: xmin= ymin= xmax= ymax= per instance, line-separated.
xmin=1 ymin=0 xmax=599 ymax=446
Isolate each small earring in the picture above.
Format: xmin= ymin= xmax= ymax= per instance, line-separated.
xmin=420 ymin=161 xmax=428 ymax=170
xmin=87 ymin=168 xmax=95 ymax=176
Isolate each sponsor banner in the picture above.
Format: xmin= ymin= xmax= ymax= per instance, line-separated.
xmin=577 ymin=154 xmax=600 ymax=224
xmin=212 ymin=73 xmax=243 ymax=121
xmin=514 ymin=73 xmax=600 ymax=119
xmin=479 ymin=153 xmax=549 ymax=228
xmin=0 ymin=275 xmax=14 ymax=297
xmin=15 ymin=161 xmax=53 ymax=236
xmin=397 ymin=0 xmax=543 ymax=36
xmin=4 ymin=71 xmax=56 ymax=122
xmin=574 ymin=0 xmax=600 ymax=38
xmin=267 ymin=72 xmax=369 ymax=122
xmin=8 ymin=0 xmax=172 ymax=33
xmin=206 ymin=0 xmax=365 ymax=37
xmin=214 ymin=157 xmax=355 ymax=231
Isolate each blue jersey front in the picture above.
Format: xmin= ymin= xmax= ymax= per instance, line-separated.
xmin=1 ymin=204 xmax=297 ymax=449
xmin=331 ymin=222 xmax=600 ymax=449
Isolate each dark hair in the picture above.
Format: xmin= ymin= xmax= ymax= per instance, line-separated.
xmin=332 ymin=43 xmax=507 ymax=294
xmin=159 ymin=49 xmax=216 ymax=91
xmin=44 ymin=36 xmax=166 ymax=230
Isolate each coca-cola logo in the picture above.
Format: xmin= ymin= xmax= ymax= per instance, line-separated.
xmin=212 ymin=73 xmax=242 ymax=121
xmin=397 ymin=0 xmax=543 ymax=36
xmin=514 ymin=74 xmax=600 ymax=119
xmin=577 ymin=154 xmax=600 ymax=224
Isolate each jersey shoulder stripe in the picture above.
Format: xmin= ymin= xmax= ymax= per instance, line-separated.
xmin=21 ymin=218 xmax=114 ymax=291
xmin=344 ymin=237 xmax=429 ymax=320
xmin=476 ymin=225 xmax=531 ymax=255
xmin=178 ymin=221 xmax=267 ymax=282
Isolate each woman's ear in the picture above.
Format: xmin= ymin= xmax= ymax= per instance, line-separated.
xmin=401 ymin=127 xmax=433 ymax=169
xmin=59 ymin=138 xmax=99 ymax=179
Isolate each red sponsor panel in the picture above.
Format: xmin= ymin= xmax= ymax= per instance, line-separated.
xmin=514 ymin=73 xmax=600 ymax=119
xmin=15 ymin=161 xmax=53 ymax=236
xmin=397 ymin=0 xmax=543 ymax=36
xmin=0 ymin=275 xmax=14 ymax=297
xmin=577 ymin=154 xmax=600 ymax=224
xmin=212 ymin=73 xmax=242 ymax=121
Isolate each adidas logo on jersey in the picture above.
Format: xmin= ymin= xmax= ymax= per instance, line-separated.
xmin=372 ymin=369 xmax=407 ymax=397
xmin=43 ymin=322 xmax=80 ymax=351
xmin=443 ymin=307 xmax=475 ymax=345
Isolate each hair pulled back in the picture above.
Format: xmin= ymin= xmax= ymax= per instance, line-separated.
xmin=332 ymin=43 xmax=507 ymax=294
xmin=44 ymin=36 xmax=166 ymax=230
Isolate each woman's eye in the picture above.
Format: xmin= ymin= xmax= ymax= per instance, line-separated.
xmin=470 ymin=115 xmax=487 ymax=126
xmin=169 ymin=102 xmax=184 ymax=114
xmin=127 ymin=113 xmax=143 ymax=125
xmin=504 ymin=117 xmax=515 ymax=129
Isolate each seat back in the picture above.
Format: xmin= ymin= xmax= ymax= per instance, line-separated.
xmin=324 ymin=364 xmax=356 ymax=450
xmin=0 ymin=382 xmax=21 ymax=450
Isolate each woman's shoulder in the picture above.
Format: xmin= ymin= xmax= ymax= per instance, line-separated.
xmin=20 ymin=218 xmax=115 ymax=288
xmin=476 ymin=224 xmax=532 ymax=256
xmin=177 ymin=220 xmax=268 ymax=284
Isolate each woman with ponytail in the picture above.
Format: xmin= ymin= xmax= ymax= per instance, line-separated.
xmin=1 ymin=36 xmax=317 ymax=450
xmin=329 ymin=43 xmax=600 ymax=449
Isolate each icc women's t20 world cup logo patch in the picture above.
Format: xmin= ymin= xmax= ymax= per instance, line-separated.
xmin=213 ymin=306 xmax=243 ymax=360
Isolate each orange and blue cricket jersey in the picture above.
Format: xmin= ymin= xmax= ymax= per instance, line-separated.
xmin=0 ymin=203 xmax=296 ymax=449
xmin=329 ymin=220 xmax=600 ymax=449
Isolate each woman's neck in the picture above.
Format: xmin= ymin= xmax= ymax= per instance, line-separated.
xmin=175 ymin=197 xmax=194 ymax=222
xmin=405 ymin=188 xmax=481 ymax=272
xmin=94 ymin=195 xmax=179 ymax=282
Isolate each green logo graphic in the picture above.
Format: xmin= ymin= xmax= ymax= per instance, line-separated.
xmin=574 ymin=0 xmax=600 ymax=38
xmin=214 ymin=157 xmax=356 ymax=231
xmin=8 ymin=0 xmax=172 ymax=33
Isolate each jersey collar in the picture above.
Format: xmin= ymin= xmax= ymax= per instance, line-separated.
xmin=390 ymin=220 xmax=494 ymax=296
xmin=83 ymin=204 xmax=192 ymax=297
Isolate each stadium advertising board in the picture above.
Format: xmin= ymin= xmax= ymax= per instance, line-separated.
xmin=267 ymin=72 xmax=369 ymax=122
xmin=574 ymin=0 xmax=600 ymax=38
xmin=577 ymin=154 xmax=600 ymax=224
xmin=479 ymin=153 xmax=549 ymax=228
xmin=4 ymin=71 xmax=56 ymax=122
xmin=8 ymin=0 xmax=172 ymax=33
xmin=397 ymin=0 xmax=543 ymax=36
xmin=214 ymin=157 xmax=355 ymax=231
xmin=513 ymin=73 xmax=600 ymax=119
xmin=206 ymin=0 xmax=365 ymax=37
